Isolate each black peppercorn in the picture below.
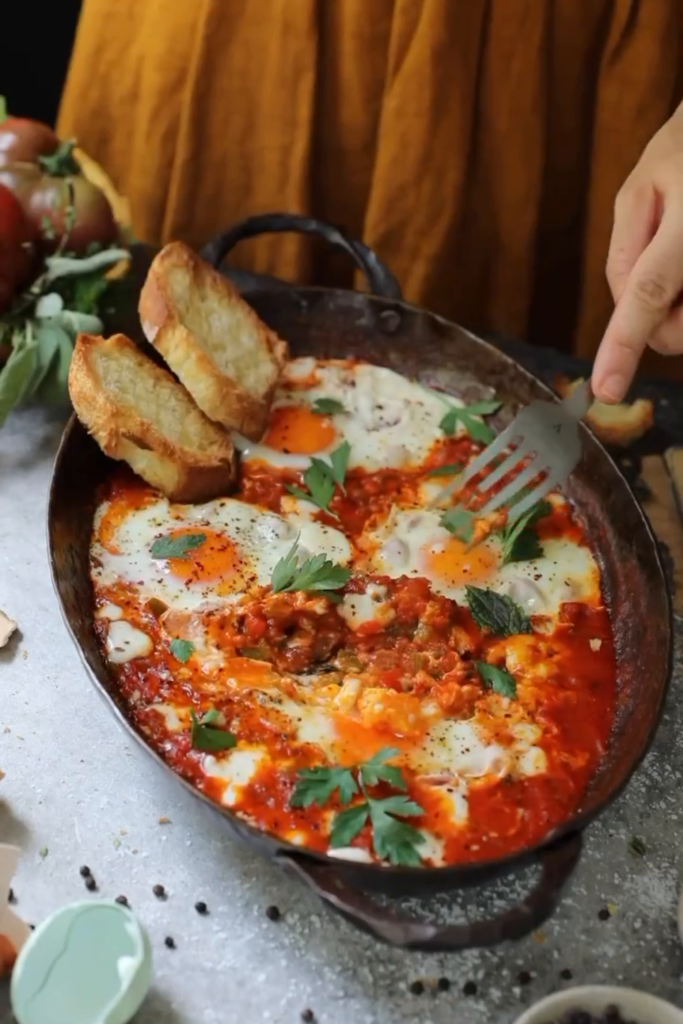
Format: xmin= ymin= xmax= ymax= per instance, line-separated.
xmin=194 ymin=900 xmax=208 ymax=915
xmin=79 ymin=865 xmax=91 ymax=878
xmin=437 ymin=976 xmax=450 ymax=992
xmin=560 ymin=968 xmax=573 ymax=981
xmin=409 ymin=980 xmax=425 ymax=996
xmin=463 ymin=980 xmax=477 ymax=997
xmin=164 ymin=936 xmax=176 ymax=949
xmin=300 ymin=1011 xmax=315 ymax=1023
xmin=153 ymin=884 xmax=166 ymax=899
xmin=265 ymin=904 xmax=281 ymax=921
xmin=598 ymin=907 xmax=610 ymax=921
xmin=85 ymin=876 xmax=97 ymax=892
xmin=8 ymin=888 xmax=15 ymax=904
xmin=517 ymin=970 xmax=532 ymax=986
xmin=115 ymin=895 xmax=129 ymax=907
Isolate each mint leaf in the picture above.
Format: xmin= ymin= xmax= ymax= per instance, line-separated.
xmin=330 ymin=803 xmax=370 ymax=847
xmin=475 ymin=660 xmax=517 ymax=698
xmin=190 ymin=709 xmax=236 ymax=752
xmin=427 ymin=463 xmax=463 ymax=477
xmin=465 ymin=585 xmax=532 ymax=636
xmin=440 ymin=506 xmax=475 ymax=543
xmin=151 ymin=533 xmax=206 ymax=559
xmin=500 ymin=499 xmax=552 ymax=564
xmin=290 ymin=765 xmax=359 ymax=808
xmin=312 ymin=397 xmax=346 ymax=415
xmin=169 ymin=639 xmax=194 ymax=663
xmin=439 ymin=400 xmax=500 ymax=443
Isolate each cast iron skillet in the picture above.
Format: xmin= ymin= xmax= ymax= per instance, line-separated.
xmin=48 ymin=213 xmax=672 ymax=952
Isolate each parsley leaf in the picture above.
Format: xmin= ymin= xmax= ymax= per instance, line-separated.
xmin=270 ymin=542 xmax=350 ymax=601
xmin=440 ymin=506 xmax=475 ymax=543
xmin=285 ymin=441 xmax=351 ymax=511
xmin=190 ymin=709 xmax=237 ymax=752
xmin=439 ymin=400 xmax=501 ymax=444
xmin=465 ymin=585 xmax=532 ymax=636
xmin=358 ymin=747 xmax=406 ymax=790
xmin=169 ymin=638 xmax=194 ymax=663
xmin=475 ymin=660 xmax=517 ymax=698
xmin=330 ymin=803 xmax=370 ymax=847
xmin=500 ymin=500 xmax=552 ymax=565
xmin=427 ymin=462 xmax=463 ymax=477
xmin=290 ymin=765 xmax=359 ymax=808
xmin=312 ymin=397 xmax=346 ymax=415
xmin=367 ymin=795 xmax=424 ymax=866
xmin=150 ymin=532 xmax=206 ymax=559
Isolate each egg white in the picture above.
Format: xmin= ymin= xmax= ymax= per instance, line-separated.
xmin=92 ymin=495 xmax=351 ymax=611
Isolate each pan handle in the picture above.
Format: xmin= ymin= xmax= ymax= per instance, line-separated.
xmin=200 ymin=212 xmax=403 ymax=301
xmin=277 ymin=832 xmax=581 ymax=953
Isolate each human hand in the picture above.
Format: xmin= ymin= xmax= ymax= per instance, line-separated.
xmin=593 ymin=103 xmax=683 ymax=403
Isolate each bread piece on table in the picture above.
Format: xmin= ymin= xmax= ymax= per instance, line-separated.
xmin=68 ymin=333 xmax=236 ymax=502
xmin=138 ymin=241 xmax=288 ymax=439
xmin=555 ymin=375 xmax=654 ymax=447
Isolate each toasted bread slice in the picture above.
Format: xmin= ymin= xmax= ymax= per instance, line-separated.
xmin=69 ymin=333 xmax=236 ymax=502
xmin=138 ymin=242 xmax=288 ymax=439
xmin=555 ymin=375 xmax=654 ymax=447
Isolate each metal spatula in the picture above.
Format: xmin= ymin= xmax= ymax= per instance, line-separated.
xmin=432 ymin=380 xmax=593 ymax=520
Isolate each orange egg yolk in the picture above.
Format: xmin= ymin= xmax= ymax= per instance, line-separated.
xmin=166 ymin=528 xmax=242 ymax=585
xmin=423 ymin=536 xmax=498 ymax=587
xmin=263 ymin=405 xmax=337 ymax=454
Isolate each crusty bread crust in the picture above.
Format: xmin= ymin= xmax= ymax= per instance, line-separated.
xmin=555 ymin=375 xmax=654 ymax=448
xmin=69 ymin=333 xmax=236 ymax=502
xmin=139 ymin=242 xmax=288 ymax=439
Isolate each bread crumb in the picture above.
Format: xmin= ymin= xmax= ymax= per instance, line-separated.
xmin=0 ymin=611 xmax=17 ymax=648
xmin=555 ymin=376 xmax=653 ymax=447
xmin=158 ymin=816 xmax=171 ymax=825
xmin=590 ymin=638 xmax=602 ymax=651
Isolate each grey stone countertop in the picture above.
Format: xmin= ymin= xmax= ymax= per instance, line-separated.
xmin=1 ymin=407 xmax=682 ymax=1024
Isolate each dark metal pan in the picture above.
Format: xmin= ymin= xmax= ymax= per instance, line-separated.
xmin=48 ymin=213 xmax=672 ymax=952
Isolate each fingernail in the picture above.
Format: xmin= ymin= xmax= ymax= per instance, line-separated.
xmin=597 ymin=374 xmax=626 ymax=403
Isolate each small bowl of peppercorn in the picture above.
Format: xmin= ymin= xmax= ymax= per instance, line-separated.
xmin=513 ymin=986 xmax=683 ymax=1024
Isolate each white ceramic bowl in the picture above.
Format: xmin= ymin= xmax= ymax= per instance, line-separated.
xmin=513 ymin=985 xmax=683 ymax=1024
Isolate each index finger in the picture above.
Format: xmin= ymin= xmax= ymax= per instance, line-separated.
xmin=593 ymin=208 xmax=683 ymax=402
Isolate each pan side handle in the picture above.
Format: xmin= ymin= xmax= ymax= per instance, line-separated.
xmin=277 ymin=832 xmax=581 ymax=953
xmin=199 ymin=212 xmax=402 ymax=301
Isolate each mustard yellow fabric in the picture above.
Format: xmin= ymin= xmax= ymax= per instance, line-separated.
xmin=59 ymin=0 xmax=683 ymax=366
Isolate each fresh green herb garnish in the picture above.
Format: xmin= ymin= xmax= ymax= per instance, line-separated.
xmin=439 ymin=400 xmax=501 ymax=444
xmin=427 ymin=462 xmax=463 ymax=477
xmin=312 ymin=397 xmax=346 ymax=415
xmin=475 ymin=660 xmax=517 ymax=698
xmin=169 ymin=638 xmax=194 ymax=663
xmin=499 ymin=499 xmax=552 ymax=564
xmin=465 ymin=585 xmax=532 ymax=636
xmin=190 ymin=709 xmax=237 ymax=752
xmin=150 ymin=532 xmax=206 ymax=559
xmin=271 ymin=541 xmax=350 ymax=602
xmin=440 ymin=506 xmax=475 ymax=543
xmin=286 ymin=441 xmax=351 ymax=511
xmin=628 ymin=835 xmax=647 ymax=858
xmin=290 ymin=747 xmax=424 ymax=866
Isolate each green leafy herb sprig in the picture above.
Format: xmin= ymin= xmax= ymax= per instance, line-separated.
xmin=290 ymin=747 xmax=425 ymax=866
xmin=271 ymin=540 xmax=350 ymax=603
xmin=465 ymin=585 xmax=532 ymax=636
xmin=286 ymin=441 xmax=350 ymax=515
xmin=190 ymin=708 xmax=236 ymax=752
xmin=439 ymin=399 xmax=501 ymax=444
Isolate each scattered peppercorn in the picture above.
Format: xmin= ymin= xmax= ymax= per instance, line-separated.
xmin=437 ymin=977 xmax=450 ymax=992
xmin=164 ymin=936 xmax=176 ymax=949
xmin=517 ymin=970 xmax=532 ymax=986
xmin=79 ymin=865 xmax=91 ymax=878
xmin=85 ymin=876 xmax=97 ymax=892
xmin=29 ymin=924 xmax=35 ymax=931
xmin=463 ymin=981 xmax=477 ymax=997
xmin=598 ymin=907 xmax=610 ymax=921
xmin=194 ymin=901 xmax=208 ymax=915
xmin=8 ymin=888 xmax=15 ymax=904
xmin=560 ymin=968 xmax=573 ymax=981
xmin=300 ymin=1011 xmax=315 ymax=1023
xmin=409 ymin=980 xmax=425 ymax=996
xmin=265 ymin=904 xmax=281 ymax=921
xmin=153 ymin=884 xmax=166 ymax=899
xmin=115 ymin=895 xmax=129 ymax=907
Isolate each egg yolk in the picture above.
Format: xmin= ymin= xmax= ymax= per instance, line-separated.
xmin=263 ymin=405 xmax=337 ymax=454
xmin=166 ymin=528 xmax=242 ymax=585
xmin=423 ymin=536 xmax=498 ymax=587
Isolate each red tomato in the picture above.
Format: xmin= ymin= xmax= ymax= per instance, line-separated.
xmin=0 ymin=183 xmax=35 ymax=312
xmin=0 ymin=112 xmax=59 ymax=168
xmin=0 ymin=160 xmax=118 ymax=255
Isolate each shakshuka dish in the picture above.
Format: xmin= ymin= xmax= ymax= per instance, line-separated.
xmin=87 ymin=356 xmax=616 ymax=869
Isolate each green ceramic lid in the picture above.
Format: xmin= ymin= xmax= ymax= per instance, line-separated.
xmin=10 ymin=900 xmax=152 ymax=1024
